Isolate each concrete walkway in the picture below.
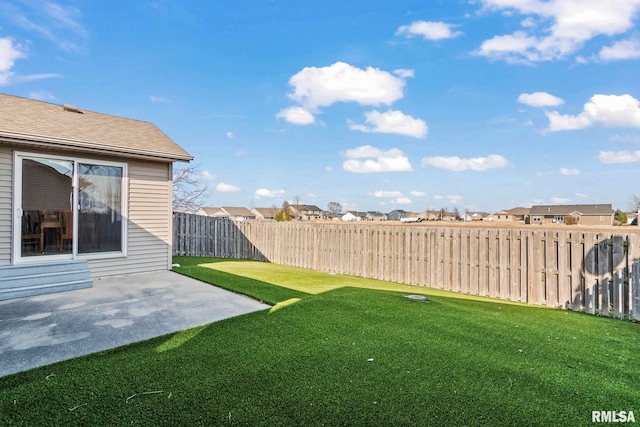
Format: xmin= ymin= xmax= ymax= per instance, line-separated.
xmin=0 ymin=271 xmax=269 ymax=378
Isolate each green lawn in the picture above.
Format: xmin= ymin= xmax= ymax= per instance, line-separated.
xmin=1 ymin=257 xmax=638 ymax=426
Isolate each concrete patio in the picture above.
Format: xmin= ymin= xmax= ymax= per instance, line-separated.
xmin=0 ymin=270 xmax=270 ymax=378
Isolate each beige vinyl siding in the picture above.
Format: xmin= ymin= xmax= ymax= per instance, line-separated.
xmin=88 ymin=160 xmax=172 ymax=277
xmin=0 ymin=146 xmax=12 ymax=266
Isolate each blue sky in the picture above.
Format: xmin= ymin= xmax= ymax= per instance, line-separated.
xmin=2 ymin=0 xmax=640 ymax=213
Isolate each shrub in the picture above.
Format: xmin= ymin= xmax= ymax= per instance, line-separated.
xmin=614 ymin=209 xmax=627 ymax=225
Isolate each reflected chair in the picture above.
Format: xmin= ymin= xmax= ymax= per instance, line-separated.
xmin=21 ymin=211 xmax=41 ymax=254
xmin=40 ymin=211 xmax=63 ymax=253
xmin=60 ymin=211 xmax=73 ymax=252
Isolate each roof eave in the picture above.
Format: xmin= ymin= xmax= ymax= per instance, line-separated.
xmin=0 ymin=131 xmax=194 ymax=163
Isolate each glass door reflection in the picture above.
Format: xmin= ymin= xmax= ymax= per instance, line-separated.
xmin=21 ymin=158 xmax=74 ymax=257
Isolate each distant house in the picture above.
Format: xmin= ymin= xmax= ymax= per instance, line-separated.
xmin=251 ymin=207 xmax=278 ymax=220
xmin=323 ymin=211 xmax=338 ymax=220
xmin=463 ymin=211 xmax=490 ymax=221
xmin=418 ymin=210 xmax=438 ymax=221
xmin=221 ymin=206 xmax=256 ymax=220
xmin=342 ymin=211 xmax=367 ymax=221
xmin=493 ymin=207 xmax=529 ymax=223
xmin=418 ymin=209 xmax=456 ymax=221
xmin=341 ymin=211 xmax=358 ymax=221
xmin=197 ymin=207 xmax=229 ymax=217
xmin=366 ymin=211 xmax=387 ymax=221
xmin=287 ymin=204 xmax=323 ymax=221
xmin=387 ymin=210 xmax=410 ymax=221
xmin=529 ymin=204 xmax=614 ymax=226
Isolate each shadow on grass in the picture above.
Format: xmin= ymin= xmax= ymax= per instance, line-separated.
xmin=172 ymin=256 xmax=308 ymax=305
xmin=174 ymin=256 xmax=540 ymax=310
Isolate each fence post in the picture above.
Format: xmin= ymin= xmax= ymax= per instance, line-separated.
xmin=629 ymin=234 xmax=640 ymax=321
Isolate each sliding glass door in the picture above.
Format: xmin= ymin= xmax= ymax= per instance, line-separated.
xmin=20 ymin=158 xmax=74 ymax=258
xmin=77 ymin=163 xmax=123 ymax=254
xmin=16 ymin=153 xmax=126 ymax=262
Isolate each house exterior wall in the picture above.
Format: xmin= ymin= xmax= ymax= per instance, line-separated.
xmin=531 ymin=214 xmax=612 ymax=226
xmin=0 ymin=146 xmax=173 ymax=276
xmin=494 ymin=212 xmax=512 ymax=222
xmin=0 ymin=146 xmax=12 ymax=266
xmin=578 ymin=214 xmax=613 ymax=226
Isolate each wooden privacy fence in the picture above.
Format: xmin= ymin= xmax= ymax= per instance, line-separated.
xmin=173 ymin=213 xmax=640 ymax=320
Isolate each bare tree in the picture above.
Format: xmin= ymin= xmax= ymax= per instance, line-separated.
xmin=439 ymin=207 xmax=448 ymax=221
xmin=172 ymin=164 xmax=209 ymax=211
xmin=630 ymin=193 xmax=640 ymax=212
xmin=327 ymin=202 xmax=343 ymax=215
xmin=453 ymin=207 xmax=461 ymax=220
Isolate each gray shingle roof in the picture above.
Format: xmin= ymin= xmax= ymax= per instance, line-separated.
xmin=0 ymin=93 xmax=192 ymax=162
xmin=529 ymin=204 xmax=613 ymax=216
xmin=222 ymin=207 xmax=255 ymax=217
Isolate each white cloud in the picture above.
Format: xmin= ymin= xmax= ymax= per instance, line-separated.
xmin=411 ymin=191 xmax=426 ymax=197
xmin=254 ymin=188 xmax=286 ymax=199
xmin=597 ymin=150 xmax=640 ymax=164
xmin=286 ymin=62 xmax=408 ymax=110
xmin=550 ymin=197 xmax=571 ymax=204
xmin=575 ymin=193 xmax=588 ymax=199
xmin=475 ymin=0 xmax=640 ymax=63
xmin=216 ymin=182 xmax=241 ymax=192
xmin=396 ymin=21 xmax=463 ymax=40
xmin=226 ymin=131 xmax=234 ymax=139
xmin=349 ymin=110 xmax=428 ymax=139
xmin=609 ymin=134 xmax=640 ymax=143
xmin=421 ymin=154 xmax=509 ymax=171
xmin=325 ymin=166 xmax=333 ymax=172
xmin=517 ymin=92 xmax=564 ymax=107
xmin=599 ymin=38 xmax=640 ymax=61
xmin=546 ymin=94 xmax=640 ymax=131
xmin=392 ymin=197 xmax=412 ymax=205
xmin=2 ymin=1 xmax=88 ymax=52
xmin=393 ymin=68 xmax=415 ymax=78
xmin=201 ymin=170 xmax=215 ymax=180
xmin=149 ymin=95 xmax=170 ymax=103
xmin=18 ymin=73 xmax=61 ymax=83
xmin=275 ymin=106 xmax=316 ymax=125
xmin=559 ymin=167 xmax=580 ymax=175
xmin=28 ymin=90 xmax=55 ymax=101
xmin=474 ymin=31 xmax=539 ymax=64
xmin=343 ymin=145 xmax=413 ymax=174
xmin=0 ymin=37 xmax=26 ymax=85
xmin=44 ymin=2 xmax=88 ymax=38
xmin=447 ymin=195 xmax=463 ymax=205
xmin=372 ymin=190 xmax=403 ymax=198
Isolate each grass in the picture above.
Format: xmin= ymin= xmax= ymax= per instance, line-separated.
xmin=1 ymin=258 xmax=639 ymax=426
